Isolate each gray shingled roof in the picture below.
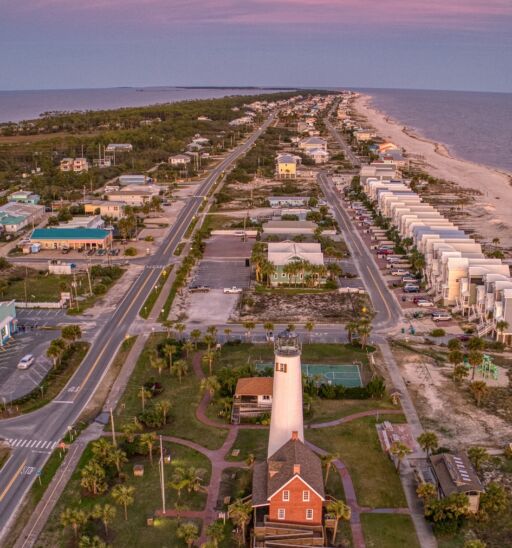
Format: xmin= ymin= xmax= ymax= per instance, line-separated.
xmin=252 ymin=439 xmax=325 ymax=507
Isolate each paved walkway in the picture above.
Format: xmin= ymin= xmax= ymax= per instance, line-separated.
xmin=13 ymin=423 xmax=103 ymax=548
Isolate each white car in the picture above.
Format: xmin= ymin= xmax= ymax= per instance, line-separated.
xmin=432 ymin=312 xmax=452 ymax=321
xmin=391 ymin=269 xmax=409 ymax=277
xmin=223 ymin=286 xmax=243 ymax=294
xmin=402 ymin=276 xmax=418 ymax=284
xmin=416 ymin=299 xmax=434 ymax=307
xmin=17 ymin=354 xmax=35 ymax=370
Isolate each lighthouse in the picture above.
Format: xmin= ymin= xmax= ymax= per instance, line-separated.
xmin=267 ymin=330 xmax=304 ymax=458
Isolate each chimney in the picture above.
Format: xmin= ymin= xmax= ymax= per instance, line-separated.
xmin=293 ymin=464 xmax=301 ymax=475
xmin=291 ymin=431 xmax=298 ymax=441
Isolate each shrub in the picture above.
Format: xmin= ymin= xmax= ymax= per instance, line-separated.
xmin=124 ymin=247 xmax=137 ymax=256
xmin=430 ymin=328 xmax=446 ymax=337
xmin=93 ymin=283 xmax=107 ymax=295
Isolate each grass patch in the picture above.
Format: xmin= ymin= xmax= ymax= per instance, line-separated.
xmin=37 ymin=440 xmax=209 ymax=547
xmin=1 ymin=341 xmax=90 ymax=417
xmin=0 ymin=447 xmax=10 ymax=471
xmin=360 ymin=513 xmax=420 ymax=548
xmin=225 ymin=429 xmax=268 ymax=462
xmin=218 ymin=467 xmax=252 ymax=509
xmin=174 ymin=242 xmax=186 ymax=256
xmin=202 ymin=214 xmax=242 ymax=231
xmin=306 ymin=399 xmax=397 ymax=425
xmin=184 ymin=216 xmax=199 ymax=238
xmin=306 ymin=415 xmax=407 ymax=508
xmin=114 ymin=334 xmax=227 ymax=450
xmin=139 ymin=266 xmax=173 ymax=319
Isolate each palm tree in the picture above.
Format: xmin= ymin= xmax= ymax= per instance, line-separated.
xmin=417 ymin=431 xmax=438 ymax=456
xmin=109 ymin=448 xmax=128 ymax=475
xmin=453 ymin=364 xmax=469 ymax=383
xmin=243 ymin=321 xmax=255 ymax=342
xmin=261 ymin=259 xmax=277 ymax=287
xmin=121 ymin=419 xmax=142 ymax=442
xmin=416 ymin=482 xmax=437 ymax=502
xmin=468 ymin=350 xmax=483 ymax=380
xmin=60 ymin=508 xmax=87 ymax=539
xmin=448 ymin=350 xmax=464 ymax=371
xmin=138 ymin=386 xmax=152 ymax=411
xmin=304 ymin=321 xmax=315 ymax=343
xmin=149 ymin=351 xmax=165 ymax=376
xmin=177 ymin=522 xmax=199 ymax=548
xmin=389 ymin=441 xmax=412 ymax=472
xmin=467 ymin=336 xmax=485 ymax=352
xmin=206 ymin=325 xmax=218 ymax=341
xmin=326 ymin=498 xmax=351 ymax=544
xmin=91 ymin=438 xmax=113 ymax=464
xmin=321 ymin=453 xmax=339 ymax=483
xmin=287 ymin=323 xmax=296 ymax=332
xmin=345 ymin=320 xmax=359 ymax=344
xmin=201 ymin=375 xmax=220 ymax=398
xmin=175 ymin=323 xmax=186 ymax=341
xmin=204 ymin=334 xmax=216 ymax=352
xmin=111 ymin=484 xmax=135 ymax=521
xmin=469 ymin=381 xmax=488 ymax=407
xmin=495 ymin=320 xmax=509 ymax=342
xmin=202 ymin=349 xmax=216 ymax=375
xmin=156 ymin=399 xmax=172 ymax=424
xmin=259 ymin=321 xmax=271 ymax=337
xmin=468 ymin=446 xmax=490 ymax=472
xmin=61 ymin=324 xmax=82 ymax=343
xmin=447 ymin=338 xmax=462 ymax=351
xmin=190 ymin=329 xmax=202 ymax=348
xmin=206 ymin=520 xmax=225 ymax=547
xmin=163 ymin=343 xmax=177 ymax=374
xmin=91 ymin=503 xmax=116 ymax=537
xmin=162 ymin=319 xmax=174 ymax=338
xmin=357 ymin=320 xmax=372 ymax=348
xmin=140 ymin=432 xmax=157 ymax=465
xmin=171 ymin=359 xmax=189 ymax=384
xmin=223 ymin=327 xmax=232 ymax=342
xmin=183 ymin=339 xmax=194 ymax=357
xmin=228 ymin=498 xmax=252 ymax=545
xmin=80 ymin=461 xmax=107 ymax=495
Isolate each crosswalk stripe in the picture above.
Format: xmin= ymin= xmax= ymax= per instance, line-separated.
xmin=35 ymin=441 xmax=41 ymax=448
xmin=51 ymin=442 xmax=57 ymax=449
xmin=41 ymin=441 xmax=50 ymax=449
xmin=13 ymin=439 xmax=21 ymax=447
xmin=29 ymin=440 xmax=36 ymax=448
xmin=20 ymin=440 xmax=27 ymax=447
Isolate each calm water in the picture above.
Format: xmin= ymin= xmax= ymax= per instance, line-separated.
xmin=0 ymin=87 xmax=285 ymax=123
xmin=361 ymin=88 xmax=512 ymax=173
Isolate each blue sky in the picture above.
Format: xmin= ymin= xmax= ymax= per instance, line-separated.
xmin=0 ymin=0 xmax=511 ymax=91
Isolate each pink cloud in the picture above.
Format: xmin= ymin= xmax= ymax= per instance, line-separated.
xmin=10 ymin=0 xmax=512 ymax=29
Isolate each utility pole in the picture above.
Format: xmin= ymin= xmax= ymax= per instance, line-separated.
xmin=159 ymin=435 xmax=166 ymax=513
xmin=86 ymin=260 xmax=93 ymax=295
xmin=110 ymin=407 xmax=117 ymax=447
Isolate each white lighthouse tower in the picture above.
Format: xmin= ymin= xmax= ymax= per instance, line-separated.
xmin=268 ymin=330 xmax=304 ymax=458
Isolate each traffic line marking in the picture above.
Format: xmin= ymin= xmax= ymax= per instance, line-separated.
xmin=0 ymin=458 xmax=27 ymax=502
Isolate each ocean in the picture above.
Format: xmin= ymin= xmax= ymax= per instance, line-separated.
xmin=361 ymin=88 xmax=512 ymax=174
xmin=0 ymin=87 xmax=286 ymax=124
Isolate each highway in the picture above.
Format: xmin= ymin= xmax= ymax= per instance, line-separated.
xmin=0 ymin=114 xmax=275 ymax=540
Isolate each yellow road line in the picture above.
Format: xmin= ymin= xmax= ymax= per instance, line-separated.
xmin=0 ymin=458 xmax=27 ymax=503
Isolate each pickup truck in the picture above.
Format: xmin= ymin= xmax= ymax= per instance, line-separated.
xmin=223 ymin=286 xmax=243 ymax=294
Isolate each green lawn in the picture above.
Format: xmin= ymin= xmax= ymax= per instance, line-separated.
xmin=306 ymin=399 xmax=397 ymax=425
xmin=225 ymin=429 xmax=269 ymax=462
xmin=215 ymin=343 xmax=370 ymax=372
xmin=36 ymin=441 xmax=210 ymax=548
xmin=114 ymin=334 xmax=227 ymax=450
xmin=360 ymin=514 xmax=420 ymax=548
xmin=306 ymin=415 xmax=407 ymax=508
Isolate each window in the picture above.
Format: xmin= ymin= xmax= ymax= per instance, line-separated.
xmin=282 ymin=490 xmax=290 ymax=501
xmin=278 ymin=508 xmax=286 ymax=520
xmin=276 ymin=363 xmax=287 ymax=373
xmin=302 ymin=490 xmax=310 ymax=502
xmin=262 ymin=395 xmax=270 ymax=400
xmin=306 ymin=509 xmax=313 ymax=520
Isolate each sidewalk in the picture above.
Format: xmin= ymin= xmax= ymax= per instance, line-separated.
xmin=13 ymin=423 xmax=103 ymax=548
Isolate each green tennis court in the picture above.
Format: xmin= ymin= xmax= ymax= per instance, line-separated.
xmin=255 ymin=363 xmax=363 ymax=388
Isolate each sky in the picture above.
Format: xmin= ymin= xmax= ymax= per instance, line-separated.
xmin=1 ymin=0 xmax=511 ymax=92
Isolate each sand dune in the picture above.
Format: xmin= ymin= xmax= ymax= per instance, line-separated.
xmin=354 ymin=94 xmax=512 ymax=247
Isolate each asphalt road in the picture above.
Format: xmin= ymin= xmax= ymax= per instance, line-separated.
xmin=325 ymin=117 xmax=360 ymax=167
xmin=0 ymin=115 xmax=275 ymax=540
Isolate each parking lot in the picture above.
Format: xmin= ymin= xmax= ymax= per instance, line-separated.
xmin=192 ymin=260 xmax=251 ymax=289
xmin=0 ymin=330 xmax=55 ymax=402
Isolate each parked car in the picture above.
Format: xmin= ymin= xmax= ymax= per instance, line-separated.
xmin=415 ymin=299 xmax=434 ymax=307
xmin=377 ymin=248 xmax=394 ymax=255
xmin=403 ymin=285 xmax=420 ymax=293
xmin=432 ymin=311 xmax=452 ymax=321
xmin=402 ymin=276 xmax=418 ymax=284
xmin=17 ymin=354 xmax=35 ymax=370
xmin=189 ymin=285 xmax=210 ymax=293
xmin=223 ymin=286 xmax=243 ymax=294
xmin=391 ymin=269 xmax=409 ymax=277
xmin=61 ymin=248 xmax=70 ymax=255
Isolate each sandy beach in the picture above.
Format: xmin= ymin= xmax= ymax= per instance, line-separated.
xmin=354 ymin=94 xmax=512 ymax=247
